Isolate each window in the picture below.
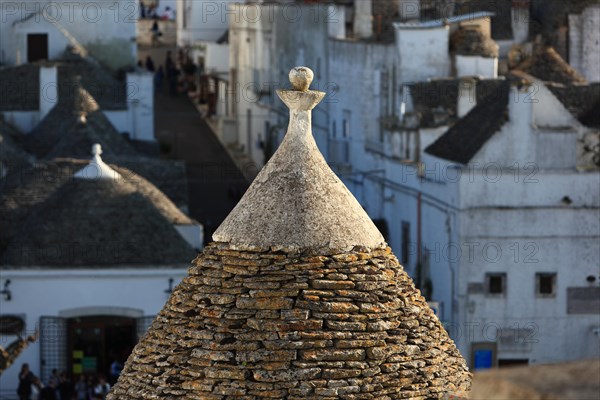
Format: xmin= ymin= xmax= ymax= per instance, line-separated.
xmin=27 ymin=33 xmax=48 ymax=62
xmin=342 ymin=110 xmax=351 ymax=139
xmin=401 ymin=221 xmax=410 ymax=264
xmin=486 ymin=273 xmax=506 ymax=296
xmin=536 ymin=273 xmax=556 ymax=297
xmin=246 ymin=109 xmax=252 ymax=157
xmin=498 ymin=359 xmax=529 ymax=368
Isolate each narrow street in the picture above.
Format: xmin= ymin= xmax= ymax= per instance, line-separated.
xmin=140 ymin=46 xmax=249 ymax=240
xmin=154 ymin=90 xmax=248 ymax=239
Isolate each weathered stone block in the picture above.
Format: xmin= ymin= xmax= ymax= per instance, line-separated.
xmin=322 ymin=368 xmax=363 ymax=379
xmin=204 ymin=368 xmax=247 ymax=380
xmin=281 ymin=309 xmax=310 ymax=320
xmin=311 ymin=279 xmax=356 ymax=290
xmin=235 ymin=349 xmax=297 ymax=363
xmin=325 ymin=320 xmax=367 ymax=331
xmin=252 ymin=368 xmax=322 ymax=382
xmin=300 ymin=348 xmax=366 ymax=361
xmin=236 ymin=297 xmax=294 ymax=310
xmin=190 ymin=349 xmax=234 ymax=362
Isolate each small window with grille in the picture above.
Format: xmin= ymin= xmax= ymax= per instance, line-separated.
xmin=536 ymin=273 xmax=557 ymax=297
xmin=486 ymin=273 xmax=506 ymax=296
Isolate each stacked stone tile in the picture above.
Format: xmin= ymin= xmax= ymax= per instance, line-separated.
xmin=109 ymin=67 xmax=471 ymax=399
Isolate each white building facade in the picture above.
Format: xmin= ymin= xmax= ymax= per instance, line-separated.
xmin=569 ymin=4 xmax=600 ymax=83
xmin=0 ymin=61 xmax=155 ymax=142
xmin=0 ymin=269 xmax=188 ymax=395
xmin=222 ymin=0 xmax=599 ymax=368
xmin=0 ymin=0 xmax=137 ymax=69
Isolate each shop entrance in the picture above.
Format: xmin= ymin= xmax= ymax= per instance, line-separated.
xmin=67 ymin=316 xmax=136 ymax=383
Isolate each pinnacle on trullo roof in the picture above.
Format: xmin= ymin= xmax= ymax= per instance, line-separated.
xmin=213 ymin=67 xmax=386 ymax=252
xmin=74 ymin=144 xmax=121 ymax=180
xmin=108 ymin=67 xmax=471 ymax=399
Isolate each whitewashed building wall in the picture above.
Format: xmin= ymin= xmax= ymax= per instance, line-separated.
xmin=395 ymin=25 xmax=450 ymax=84
xmin=0 ymin=0 xmax=137 ymax=69
xmin=0 ymin=268 xmax=188 ymax=394
xmin=569 ymin=5 xmax=600 ymax=83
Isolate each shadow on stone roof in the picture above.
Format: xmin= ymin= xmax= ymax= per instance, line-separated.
xmin=513 ymin=46 xmax=587 ymax=85
xmin=0 ymin=49 xmax=127 ymax=113
xmin=546 ymin=82 xmax=600 ymax=128
xmin=409 ymin=78 xmax=507 ymax=128
xmin=0 ymin=64 xmax=40 ymax=111
xmin=425 ymin=80 xmax=510 ymax=163
xmin=0 ymin=158 xmax=197 ymax=267
xmin=23 ymin=89 xmax=138 ymax=160
xmin=0 ymin=117 xmax=34 ymax=171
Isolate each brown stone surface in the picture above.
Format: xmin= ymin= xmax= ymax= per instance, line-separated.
xmin=109 ymin=243 xmax=471 ymax=399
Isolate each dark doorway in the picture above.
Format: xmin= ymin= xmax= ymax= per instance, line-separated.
xmin=67 ymin=316 xmax=135 ymax=382
xmin=27 ymin=33 xmax=48 ymax=62
xmin=498 ymin=358 xmax=529 ymax=367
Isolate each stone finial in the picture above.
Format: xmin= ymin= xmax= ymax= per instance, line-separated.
xmin=92 ymin=143 xmax=102 ymax=157
xmin=213 ymin=67 xmax=385 ymax=252
xmin=289 ymin=67 xmax=314 ymax=92
xmin=74 ymin=143 xmax=121 ymax=181
xmin=277 ymin=67 xmax=325 ymax=111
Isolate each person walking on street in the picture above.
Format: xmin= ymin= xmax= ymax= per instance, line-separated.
xmin=17 ymin=364 xmax=35 ymax=400
xmin=165 ymin=51 xmax=178 ymax=96
xmin=145 ymin=56 xmax=155 ymax=72
xmin=74 ymin=375 xmax=88 ymax=400
xmin=93 ymin=375 xmax=110 ymax=400
xmin=38 ymin=379 xmax=58 ymax=400
xmin=58 ymin=371 xmax=73 ymax=400
xmin=155 ymin=66 xmax=164 ymax=93
xmin=150 ymin=20 xmax=161 ymax=47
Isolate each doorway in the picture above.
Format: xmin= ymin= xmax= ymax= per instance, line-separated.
xmin=27 ymin=33 xmax=48 ymax=62
xmin=498 ymin=358 xmax=529 ymax=368
xmin=67 ymin=316 xmax=136 ymax=382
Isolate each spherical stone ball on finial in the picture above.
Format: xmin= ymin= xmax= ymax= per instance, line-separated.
xmin=289 ymin=67 xmax=314 ymax=92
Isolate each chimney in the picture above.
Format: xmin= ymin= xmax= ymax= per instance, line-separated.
xmin=328 ymin=4 xmax=346 ymax=39
xmin=39 ymin=66 xmax=57 ymax=120
xmin=457 ymin=78 xmax=477 ymax=118
xmin=353 ymin=0 xmax=373 ymax=39
xmin=399 ymin=0 xmax=420 ymax=20
xmin=511 ymin=0 xmax=531 ymax=44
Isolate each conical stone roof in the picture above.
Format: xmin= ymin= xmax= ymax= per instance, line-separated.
xmin=213 ymin=69 xmax=385 ymax=253
xmin=109 ymin=68 xmax=471 ymax=399
xmin=24 ymin=86 xmax=137 ymax=159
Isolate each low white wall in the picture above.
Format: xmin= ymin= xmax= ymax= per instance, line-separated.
xmin=103 ymin=71 xmax=154 ymax=142
xmin=395 ymin=25 xmax=450 ymax=83
xmin=455 ymin=55 xmax=498 ymax=78
xmin=126 ymin=71 xmax=154 ymax=141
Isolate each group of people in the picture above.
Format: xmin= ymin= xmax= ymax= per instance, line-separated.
xmin=138 ymin=50 xmax=200 ymax=97
xmin=17 ymin=364 xmax=114 ymax=400
xmin=140 ymin=2 xmax=174 ymax=20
